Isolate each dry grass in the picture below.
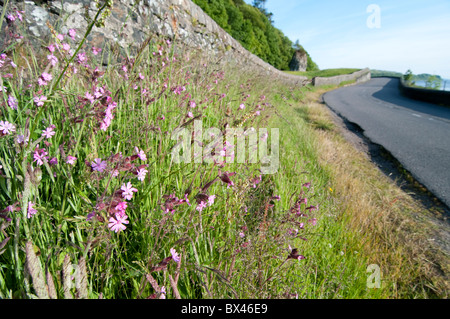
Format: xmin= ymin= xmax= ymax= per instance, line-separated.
xmin=298 ymin=87 xmax=449 ymax=298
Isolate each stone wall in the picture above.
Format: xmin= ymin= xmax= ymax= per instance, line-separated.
xmin=399 ymin=77 xmax=450 ymax=107
xmin=312 ymin=68 xmax=371 ymax=87
xmin=1 ymin=0 xmax=308 ymax=86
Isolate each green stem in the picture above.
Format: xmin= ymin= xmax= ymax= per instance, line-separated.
xmin=50 ymin=1 xmax=109 ymax=94
xmin=60 ymin=118 xmax=87 ymax=215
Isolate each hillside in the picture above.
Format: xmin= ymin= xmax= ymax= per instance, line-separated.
xmin=192 ymin=0 xmax=318 ymax=71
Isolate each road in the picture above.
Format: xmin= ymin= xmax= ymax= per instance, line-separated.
xmin=323 ymin=77 xmax=450 ymax=209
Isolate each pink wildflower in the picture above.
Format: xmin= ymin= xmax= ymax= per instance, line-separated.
xmin=239 ymin=103 xmax=245 ymax=110
xmin=7 ymin=95 xmax=18 ymax=110
xmin=91 ymin=158 xmax=107 ymax=172
xmin=135 ymin=147 xmax=147 ymax=161
xmin=100 ymin=102 xmax=117 ymax=131
xmin=208 ymin=195 xmax=216 ymax=206
xmin=27 ymin=202 xmax=38 ymax=218
xmin=15 ymin=134 xmax=28 ymax=145
xmin=47 ymin=44 xmax=56 ymax=53
xmin=121 ymin=182 xmax=138 ymax=200
xmin=100 ymin=117 xmax=112 ymax=131
xmin=219 ymin=171 xmax=235 ymax=187
xmin=39 ymin=72 xmax=52 ymax=86
xmin=62 ymin=43 xmax=70 ymax=52
xmin=136 ymin=168 xmax=148 ymax=182
xmin=108 ymin=213 xmax=129 ymax=233
xmin=47 ymin=54 xmax=58 ymax=66
xmin=77 ymin=52 xmax=87 ymax=64
xmin=68 ymin=29 xmax=76 ymax=40
xmin=196 ymin=201 xmax=207 ymax=212
xmin=93 ymin=86 xmax=105 ymax=99
xmin=33 ymin=148 xmax=48 ymax=166
xmin=160 ymin=286 xmax=166 ymax=299
xmin=34 ymin=95 xmax=47 ymax=107
xmin=92 ymin=47 xmax=102 ymax=55
xmin=115 ymin=202 xmax=128 ymax=217
xmin=66 ymin=155 xmax=77 ymax=165
xmin=180 ymin=193 xmax=191 ymax=206
xmin=41 ymin=125 xmax=56 ymax=139
xmin=0 ymin=121 xmax=16 ymax=135
xmin=85 ymin=92 xmax=95 ymax=104
xmin=16 ymin=10 xmax=24 ymax=21
xmin=170 ymin=248 xmax=181 ymax=263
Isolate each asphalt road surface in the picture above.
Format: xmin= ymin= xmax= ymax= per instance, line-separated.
xmin=323 ymin=77 xmax=450 ymax=209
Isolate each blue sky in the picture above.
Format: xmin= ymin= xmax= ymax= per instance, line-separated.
xmin=243 ymin=0 xmax=450 ymax=78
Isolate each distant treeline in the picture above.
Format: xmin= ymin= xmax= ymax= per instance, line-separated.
xmin=192 ymin=0 xmax=318 ymax=71
xmin=370 ymin=70 xmax=403 ymax=78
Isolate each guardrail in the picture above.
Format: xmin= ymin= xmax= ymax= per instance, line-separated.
xmin=312 ymin=68 xmax=371 ymax=87
xmin=399 ymin=78 xmax=450 ymax=107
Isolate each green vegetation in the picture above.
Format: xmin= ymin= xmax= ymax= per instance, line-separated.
xmin=192 ymin=0 xmax=318 ymax=71
xmin=371 ymin=70 xmax=402 ymax=78
xmin=285 ymin=68 xmax=360 ymax=79
xmin=403 ymin=70 xmax=443 ymax=90
xmin=1 ymin=3 xmax=447 ymax=300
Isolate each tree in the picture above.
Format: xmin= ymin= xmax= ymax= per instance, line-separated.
xmin=404 ymin=69 xmax=414 ymax=86
xmin=252 ymin=0 xmax=267 ymax=10
xmin=192 ymin=0 xmax=315 ymax=71
xmin=292 ymin=39 xmax=302 ymax=51
xmin=252 ymin=0 xmax=273 ymax=23
xmin=425 ymin=75 xmax=442 ymax=90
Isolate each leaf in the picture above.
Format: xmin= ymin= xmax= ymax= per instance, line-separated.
xmin=43 ymin=160 xmax=55 ymax=183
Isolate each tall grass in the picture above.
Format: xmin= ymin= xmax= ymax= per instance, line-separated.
xmin=0 ymin=3 xmax=445 ymax=299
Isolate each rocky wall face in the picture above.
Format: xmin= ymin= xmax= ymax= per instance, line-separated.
xmin=289 ymin=50 xmax=307 ymax=72
xmin=1 ymin=0 xmax=307 ymax=86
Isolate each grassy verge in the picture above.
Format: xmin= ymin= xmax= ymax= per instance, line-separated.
xmin=284 ymin=68 xmax=361 ymax=79
xmin=280 ymin=85 xmax=449 ymax=298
